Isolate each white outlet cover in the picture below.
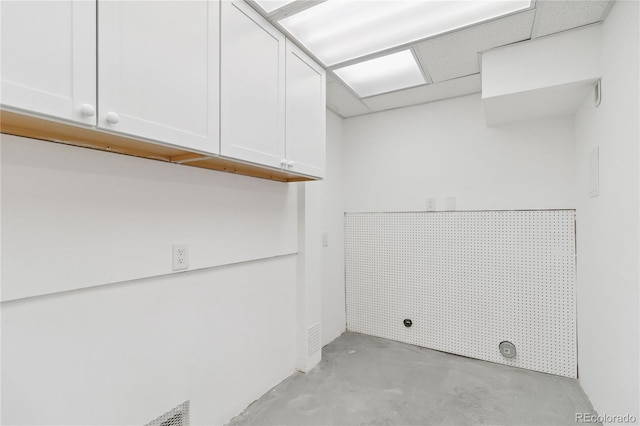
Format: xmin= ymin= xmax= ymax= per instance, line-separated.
xmin=172 ymin=244 xmax=189 ymax=271
xmin=425 ymin=198 xmax=436 ymax=211
xmin=445 ymin=196 xmax=457 ymax=211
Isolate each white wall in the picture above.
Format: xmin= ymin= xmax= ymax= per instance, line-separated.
xmin=321 ymin=111 xmax=345 ymax=346
xmin=574 ymin=0 xmax=639 ymax=420
xmin=482 ymin=25 xmax=602 ymax=126
xmin=1 ymin=135 xmax=299 ymax=424
xmin=482 ymin=25 xmax=602 ymax=98
xmin=295 ymin=181 xmax=323 ymax=372
xmin=1 ymin=134 xmax=297 ymax=301
xmin=343 ymin=94 xmax=577 ymax=212
xmin=1 ymin=257 xmax=296 ymax=425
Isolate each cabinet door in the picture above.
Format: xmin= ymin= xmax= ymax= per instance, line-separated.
xmin=285 ymin=41 xmax=326 ymax=178
xmin=98 ymin=0 xmax=219 ymax=154
xmin=220 ymin=1 xmax=285 ymax=168
xmin=0 ymin=1 xmax=96 ymax=125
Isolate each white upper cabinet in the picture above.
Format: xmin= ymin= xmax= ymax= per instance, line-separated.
xmin=98 ymin=0 xmax=220 ymax=154
xmin=220 ymin=1 xmax=286 ymax=168
xmin=1 ymin=0 xmax=325 ymax=181
xmin=285 ymin=41 xmax=326 ymax=178
xmin=0 ymin=1 xmax=97 ymax=125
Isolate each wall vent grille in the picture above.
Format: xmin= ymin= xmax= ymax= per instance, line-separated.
xmin=146 ymin=401 xmax=190 ymax=426
xmin=308 ymin=323 xmax=321 ymax=355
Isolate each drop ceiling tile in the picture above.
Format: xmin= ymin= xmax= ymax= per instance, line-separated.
xmin=532 ymin=0 xmax=612 ymax=38
xmin=414 ymin=10 xmax=536 ymax=83
xmin=333 ymin=50 xmax=426 ymax=98
xmin=326 ymin=80 xmax=371 ymax=118
xmin=363 ymin=74 xmax=482 ymax=112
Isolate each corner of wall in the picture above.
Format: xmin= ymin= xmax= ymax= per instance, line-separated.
xmin=573 ymin=0 xmax=640 ymax=419
xmin=321 ymin=111 xmax=346 ymax=347
xmin=296 ymin=182 xmax=323 ymax=372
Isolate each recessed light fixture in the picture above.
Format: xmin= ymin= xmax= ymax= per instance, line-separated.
xmin=333 ymin=50 xmax=426 ymax=98
xmin=253 ymin=0 xmax=297 ymax=14
xmin=279 ymin=0 xmax=532 ymax=66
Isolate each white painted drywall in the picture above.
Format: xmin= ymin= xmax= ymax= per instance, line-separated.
xmin=574 ymin=0 xmax=639 ymax=420
xmin=296 ymin=181 xmax=323 ymax=372
xmin=482 ymin=24 xmax=602 ymax=99
xmin=342 ymin=94 xmax=576 ymax=212
xmin=483 ymin=79 xmax=598 ymax=127
xmin=0 ymin=134 xmax=300 ymax=424
xmin=1 ymin=134 xmax=298 ymax=301
xmin=1 ymin=256 xmax=297 ymax=425
xmin=482 ymin=26 xmax=602 ymax=126
xmin=321 ymin=111 xmax=346 ymax=346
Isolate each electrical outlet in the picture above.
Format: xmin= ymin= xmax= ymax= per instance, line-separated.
xmin=425 ymin=198 xmax=436 ymax=211
xmin=322 ymin=232 xmax=329 ymax=247
xmin=173 ymin=244 xmax=189 ymax=271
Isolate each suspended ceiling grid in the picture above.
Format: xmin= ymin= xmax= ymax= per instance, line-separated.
xmin=248 ymin=0 xmax=615 ymax=118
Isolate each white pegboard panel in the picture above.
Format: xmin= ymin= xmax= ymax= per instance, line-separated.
xmin=146 ymin=401 xmax=190 ymax=426
xmin=345 ymin=210 xmax=577 ymax=378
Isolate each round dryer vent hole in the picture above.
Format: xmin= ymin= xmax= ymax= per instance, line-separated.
xmin=499 ymin=341 xmax=516 ymax=358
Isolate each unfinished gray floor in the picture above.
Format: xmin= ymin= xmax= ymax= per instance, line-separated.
xmin=228 ymin=332 xmax=597 ymax=426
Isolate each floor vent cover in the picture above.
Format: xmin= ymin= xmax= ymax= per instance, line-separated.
xmin=308 ymin=323 xmax=320 ymax=355
xmin=146 ymin=401 xmax=190 ymax=426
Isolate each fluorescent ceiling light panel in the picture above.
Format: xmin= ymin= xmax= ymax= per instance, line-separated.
xmin=254 ymin=0 xmax=297 ymax=14
xmin=279 ymin=0 xmax=532 ymax=66
xmin=333 ymin=50 xmax=425 ymax=98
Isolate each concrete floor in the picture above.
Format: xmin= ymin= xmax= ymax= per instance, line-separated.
xmin=228 ymin=332 xmax=598 ymax=426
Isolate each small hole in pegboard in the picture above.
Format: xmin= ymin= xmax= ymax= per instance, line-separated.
xmin=404 ymin=319 xmax=412 ymax=328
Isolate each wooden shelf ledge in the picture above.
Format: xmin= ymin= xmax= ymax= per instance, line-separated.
xmin=0 ymin=110 xmax=314 ymax=183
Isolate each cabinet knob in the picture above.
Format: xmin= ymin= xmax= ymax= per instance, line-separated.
xmin=80 ymin=104 xmax=96 ymax=117
xmin=106 ymin=112 xmax=120 ymax=124
xmin=281 ymin=159 xmax=288 ymax=168
xmin=287 ymin=161 xmax=294 ymax=169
